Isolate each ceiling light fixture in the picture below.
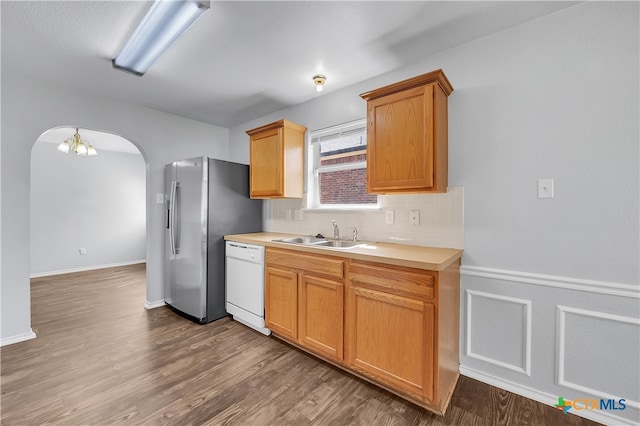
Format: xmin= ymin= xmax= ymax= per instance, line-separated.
xmin=57 ymin=128 xmax=97 ymax=156
xmin=313 ymin=74 xmax=326 ymax=92
xmin=112 ymin=0 xmax=210 ymax=76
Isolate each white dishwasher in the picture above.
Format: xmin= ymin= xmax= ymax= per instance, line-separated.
xmin=225 ymin=241 xmax=270 ymax=335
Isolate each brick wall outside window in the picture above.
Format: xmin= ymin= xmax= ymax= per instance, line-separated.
xmin=320 ymin=168 xmax=377 ymax=204
xmin=319 ymin=150 xmax=376 ymax=204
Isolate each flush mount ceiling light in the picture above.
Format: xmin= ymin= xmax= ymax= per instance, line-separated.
xmin=112 ymin=0 xmax=210 ymax=76
xmin=57 ymin=128 xmax=97 ymax=156
xmin=313 ymin=74 xmax=326 ymax=92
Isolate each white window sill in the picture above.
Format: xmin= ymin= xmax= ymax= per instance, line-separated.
xmin=303 ymin=205 xmax=382 ymax=212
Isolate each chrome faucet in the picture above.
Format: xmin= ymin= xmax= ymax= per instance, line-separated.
xmin=331 ymin=220 xmax=339 ymax=240
xmin=351 ymin=226 xmax=358 ymax=241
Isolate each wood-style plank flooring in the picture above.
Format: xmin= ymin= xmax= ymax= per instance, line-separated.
xmin=1 ymin=264 xmax=600 ymax=425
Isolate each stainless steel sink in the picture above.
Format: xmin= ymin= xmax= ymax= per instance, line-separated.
xmin=273 ymin=236 xmax=328 ymax=245
xmin=273 ymin=236 xmax=371 ymax=249
xmin=314 ymin=240 xmax=367 ymax=249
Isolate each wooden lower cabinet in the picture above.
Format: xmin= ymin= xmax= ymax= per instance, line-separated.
xmin=265 ymin=266 xmax=298 ymax=339
xmin=299 ymin=274 xmax=343 ymax=361
xmin=265 ymin=247 xmax=460 ymax=415
xmin=265 ymin=248 xmax=344 ymax=362
xmin=347 ymin=286 xmax=435 ymax=402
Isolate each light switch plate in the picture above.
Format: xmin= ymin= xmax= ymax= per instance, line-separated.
xmin=385 ymin=210 xmax=395 ymax=225
xmin=156 ymin=193 xmax=165 ymax=204
xmin=537 ymin=178 xmax=555 ymax=199
xmin=285 ymin=209 xmax=292 ymax=221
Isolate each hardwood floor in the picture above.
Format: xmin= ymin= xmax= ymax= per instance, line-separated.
xmin=1 ymin=264 xmax=600 ymax=425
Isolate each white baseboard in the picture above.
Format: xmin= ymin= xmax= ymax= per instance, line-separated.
xmin=460 ymin=366 xmax=637 ymax=426
xmin=30 ymin=260 xmax=146 ymax=278
xmin=144 ymin=300 xmax=166 ymax=310
xmin=1 ymin=329 xmax=36 ymax=347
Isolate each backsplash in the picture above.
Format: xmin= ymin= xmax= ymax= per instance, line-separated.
xmin=264 ymin=186 xmax=463 ymax=249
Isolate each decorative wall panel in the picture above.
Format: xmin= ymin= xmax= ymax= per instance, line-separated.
xmin=466 ymin=290 xmax=532 ymax=376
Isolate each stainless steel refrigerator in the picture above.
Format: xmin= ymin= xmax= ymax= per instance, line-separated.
xmin=164 ymin=157 xmax=263 ymax=323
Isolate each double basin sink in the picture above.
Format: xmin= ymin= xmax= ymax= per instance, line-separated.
xmin=273 ymin=236 xmax=372 ymax=249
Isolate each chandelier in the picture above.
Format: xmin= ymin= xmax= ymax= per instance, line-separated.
xmin=57 ymin=128 xmax=97 ymax=156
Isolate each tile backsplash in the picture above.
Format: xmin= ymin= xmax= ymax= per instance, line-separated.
xmin=264 ymin=186 xmax=463 ymax=249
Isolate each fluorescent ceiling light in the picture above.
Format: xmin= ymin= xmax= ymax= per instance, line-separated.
xmin=113 ymin=0 xmax=210 ymax=76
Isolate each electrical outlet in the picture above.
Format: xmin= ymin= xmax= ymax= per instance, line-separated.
xmin=79 ymin=248 xmax=87 ymax=255
xmin=537 ymin=178 xmax=555 ymax=199
xmin=410 ymin=210 xmax=420 ymax=226
xmin=294 ymin=209 xmax=302 ymax=221
xmin=385 ymin=210 xmax=395 ymax=225
xmin=156 ymin=193 xmax=165 ymax=204
xmin=285 ymin=209 xmax=292 ymax=220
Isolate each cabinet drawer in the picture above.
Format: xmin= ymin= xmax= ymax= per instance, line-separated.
xmin=266 ymin=248 xmax=344 ymax=279
xmin=349 ymin=261 xmax=434 ymax=299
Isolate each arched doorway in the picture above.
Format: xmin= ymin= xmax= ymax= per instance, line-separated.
xmin=29 ymin=126 xmax=147 ymax=282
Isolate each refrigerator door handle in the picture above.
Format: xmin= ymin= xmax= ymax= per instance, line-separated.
xmin=169 ymin=181 xmax=178 ymax=255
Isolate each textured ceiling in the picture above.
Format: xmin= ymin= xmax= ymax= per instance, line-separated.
xmin=2 ymin=1 xmax=579 ymax=131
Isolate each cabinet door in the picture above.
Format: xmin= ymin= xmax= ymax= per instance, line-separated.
xmin=265 ymin=266 xmax=297 ymax=338
xmin=347 ymin=286 xmax=435 ymax=402
xmin=367 ymin=84 xmax=434 ymax=192
xmin=299 ymin=274 xmax=344 ymax=362
xmin=250 ymin=128 xmax=282 ymax=197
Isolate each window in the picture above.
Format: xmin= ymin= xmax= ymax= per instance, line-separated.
xmin=307 ymin=119 xmax=379 ymax=209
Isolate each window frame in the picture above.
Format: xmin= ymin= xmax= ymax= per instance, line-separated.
xmin=305 ymin=119 xmax=380 ymax=211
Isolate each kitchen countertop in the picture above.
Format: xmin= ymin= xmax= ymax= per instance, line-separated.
xmin=225 ymin=232 xmax=462 ymax=271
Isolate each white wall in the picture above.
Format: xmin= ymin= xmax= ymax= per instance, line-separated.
xmin=30 ymin=142 xmax=146 ymax=275
xmin=228 ymin=3 xmax=639 ymax=424
xmin=0 ymin=70 xmax=230 ymax=346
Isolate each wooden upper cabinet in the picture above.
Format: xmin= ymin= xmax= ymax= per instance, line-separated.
xmin=360 ymin=69 xmax=453 ymax=194
xmin=246 ymin=119 xmax=307 ymax=199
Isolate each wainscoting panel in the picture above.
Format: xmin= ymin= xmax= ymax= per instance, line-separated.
xmin=556 ymin=305 xmax=640 ymax=409
xmin=466 ymin=290 xmax=531 ymax=375
xmin=460 ymin=266 xmax=640 ymax=425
